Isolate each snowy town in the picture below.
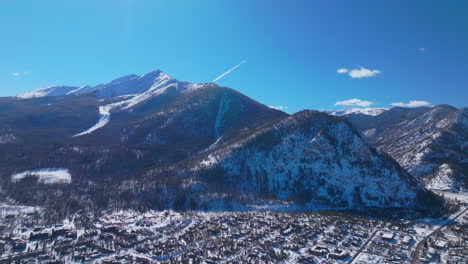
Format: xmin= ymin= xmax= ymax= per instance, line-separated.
xmin=1 ymin=193 xmax=466 ymax=264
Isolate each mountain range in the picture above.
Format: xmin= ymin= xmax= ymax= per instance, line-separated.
xmin=345 ymin=105 xmax=467 ymax=193
xmin=1 ymin=69 xmax=463 ymax=214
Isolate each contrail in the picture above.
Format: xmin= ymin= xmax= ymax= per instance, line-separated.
xmin=212 ymin=60 xmax=246 ymax=82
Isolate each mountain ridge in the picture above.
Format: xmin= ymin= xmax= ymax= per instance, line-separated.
xmin=0 ymin=69 xmax=449 ymax=213
xmin=188 ymin=110 xmax=438 ymax=209
xmin=348 ymin=105 xmax=467 ymax=193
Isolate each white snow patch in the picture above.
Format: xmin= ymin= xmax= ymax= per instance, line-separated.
xmin=65 ymin=85 xmax=94 ymax=95
xmin=200 ymin=155 xmax=218 ymax=167
xmin=432 ymin=190 xmax=468 ymax=203
xmin=0 ymin=203 xmax=40 ymax=216
xmin=12 ymin=168 xmax=72 ymax=184
xmin=426 ymin=164 xmax=456 ymax=191
xmin=0 ymin=133 xmax=16 ymax=144
xmin=363 ymin=128 xmax=377 ymax=137
xmin=74 ymin=105 xmax=113 ymax=136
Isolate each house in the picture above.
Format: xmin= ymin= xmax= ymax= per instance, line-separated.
xmin=381 ymin=232 xmax=394 ymax=241
xmin=433 ymin=240 xmax=448 ymax=249
xmin=402 ymin=236 xmax=413 ymax=245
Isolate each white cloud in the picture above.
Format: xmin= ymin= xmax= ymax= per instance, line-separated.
xmin=335 ymin=98 xmax=373 ymax=107
xmin=269 ymin=106 xmax=288 ymax=110
xmin=337 ymin=67 xmax=381 ymax=78
xmin=391 ymin=100 xmax=430 ymax=107
xmin=212 ymin=60 xmax=246 ymax=82
xmin=12 ymin=72 xmax=28 ymax=77
xmin=348 ymin=67 xmax=381 ymax=78
xmin=419 ymin=48 xmax=426 ymax=52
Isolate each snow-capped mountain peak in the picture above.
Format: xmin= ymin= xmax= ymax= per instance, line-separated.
xmin=65 ymin=71 xmax=221 ymax=137
xmin=93 ymin=70 xmax=177 ymax=99
xmin=326 ymin=107 xmax=388 ymax=116
xmin=16 ymin=69 xmax=181 ymax=100
xmin=17 ymin=85 xmax=82 ymax=99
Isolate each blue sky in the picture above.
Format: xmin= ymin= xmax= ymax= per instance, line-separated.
xmin=1 ymin=0 xmax=467 ymax=113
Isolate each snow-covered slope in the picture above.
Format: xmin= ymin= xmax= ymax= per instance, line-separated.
xmin=326 ymin=108 xmax=388 ymax=116
xmin=73 ymin=82 xmax=218 ymax=136
xmin=19 ymin=70 xmax=212 ymax=136
xmin=195 ymin=110 xmax=436 ymax=209
xmin=17 ymin=70 xmax=191 ymax=101
xmin=94 ymin=70 xmax=177 ymax=99
xmin=17 ymin=86 xmax=85 ymax=99
xmin=17 ymin=70 xmax=219 ymax=138
xmin=349 ymin=105 xmax=468 ymax=193
xmin=74 ymin=104 xmax=112 ymax=136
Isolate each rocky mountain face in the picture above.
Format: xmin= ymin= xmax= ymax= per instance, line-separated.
xmin=349 ymin=105 xmax=468 ymax=193
xmin=0 ymin=70 xmax=444 ymax=213
xmin=193 ymin=110 xmax=436 ymax=209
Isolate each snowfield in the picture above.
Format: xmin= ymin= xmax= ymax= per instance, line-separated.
xmin=74 ymin=105 xmax=112 ymax=136
xmin=11 ymin=168 xmax=72 ymax=184
xmin=0 ymin=203 xmax=40 ymax=216
xmin=426 ymin=164 xmax=457 ymax=191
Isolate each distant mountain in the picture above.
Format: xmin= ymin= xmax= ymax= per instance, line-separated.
xmin=326 ymin=107 xmax=388 ymax=116
xmin=0 ymin=70 xmax=444 ymax=213
xmin=17 ymin=85 xmax=89 ymax=99
xmin=349 ymin=105 xmax=468 ymax=192
xmin=17 ymin=70 xmax=177 ymax=99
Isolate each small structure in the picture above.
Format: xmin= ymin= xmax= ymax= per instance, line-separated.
xmin=402 ymin=236 xmax=413 ymax=245
xmin=328 ymin=249 xmax=350 ymax=260
xmin=433 ymin=240 xmax=448 ymax=249
xmin=381 ymin=232 xmax=394 ymax=241
xmin=309 ymin=246 xmax=329 ymax=256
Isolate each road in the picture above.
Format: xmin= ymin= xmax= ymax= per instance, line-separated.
xmin=410 ymin=207 xmax=467 ymax=264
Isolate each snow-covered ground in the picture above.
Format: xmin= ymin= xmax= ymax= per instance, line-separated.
xmin=354 ymin=253 xmax=383 ymax=264
xmin=426 ymin=164 xmax=458 ymax=191
xmin=0 ymin=203 xmax=39 ymax=216
xmin=431 ymin=190 xmax=468 ymax=203
xmin=11 ymin=168 xmax=72 ymax=184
